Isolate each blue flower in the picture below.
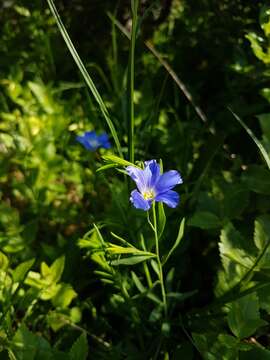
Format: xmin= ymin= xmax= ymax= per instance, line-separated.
xmin=76 ymin=131 xmax=111 ymax=151
xmin=126 ymin=160 xmax=183 ymax=211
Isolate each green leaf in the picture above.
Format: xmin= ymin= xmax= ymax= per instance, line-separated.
xmin=188 ymin=211 xmax=220 ymax=229
xmin=41 ymin=283 xmax=62 ymax=301
xmin=254 ymin=215 xmax=270 ymax=251
xmin=150 ymin=259 xmax=160 ymax=276
xmin=192 ymin=333 xmax=239 ymax=360
xmin=258 ymin=113 xmax=270 ymax=140
xmin=157 ymin=202 xmax=166 ymax=239
xmin=246 ymin=33 xmax=270 ymax=64
xmin=110 ymin=232 xmax=135 ymax=248
xmin=102 ymin=154 xmax=139 ymax=168
xmin=40 ymin=262 xmax=51 ymax=278
xmin=167 ymin=290 xmax=197 ymax=302
xmin=52 ymin=283 xmax=77 ymax=308
xmin=46 ymin=255 xmax=65 ymax=283
xmin=242 ymin=165 xmax=270 ymax=194
xmin=260 ymin=5 xmax=270 ymax=36
xmin=110 ymin=254 xmax=155 ymax=266
xmin=163 ymin=218 xmax=185 ymax=265
xmin=223 ymin=184 xmax=249 ymax=219
xmin=11 ymin=324 xmax=48 ymax=360
xmin=14 ymin=5 xmax=31 ymax=17
xmin=0 ymin=251 xmax=9 ymax=270
xmin=12 ymin=259 xmax=35 ymax=283
xmin=69 ymin=333 xmax=88 ymax=360
xmin=253 ymin=217 xmax=270 ymax=269
xmin=131 ymin=271 xmax=146 ymax=293
xmin=219 ymin=223 xmax=255 ymax=271
xmin=240 ymin=345 xmax=270 ymax=359
xmin=257 ymin=283 xmax=270 ymax=313
xmin=215 ymin=223 xmax=257 ymax=296
xmin=227 ymin=293 xmax=267 ymax=339
xmin=107 ymin=244 xmax=154 ymax=256
xmin=93 ymin=224 xmax=106 ymax=246
xmin=12 ymin=327 xmax=37 ymax=359
xmin=28 ymin=81 xmax=54 ymax=114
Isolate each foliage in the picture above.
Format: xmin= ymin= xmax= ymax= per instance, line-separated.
xmin=1 ymin=0 xmax=270 ymax=358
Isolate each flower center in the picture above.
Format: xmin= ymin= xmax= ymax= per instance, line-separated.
xmin=142 ymin=189 xmax=155 ymax=200
xmin=89 ymin=139 xmax=99 ymax=148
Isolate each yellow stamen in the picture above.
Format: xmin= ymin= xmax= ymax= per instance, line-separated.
xmin=142 ymin=190 xmax=155 ymax=200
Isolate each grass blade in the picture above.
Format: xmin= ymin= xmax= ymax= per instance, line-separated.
xmin=107 ymin=11 xmax=209 ymax=127
xmin=229 ymin=107 xmax=270 ymax=170
xmin=128 ymin=0 xmax=139 ymax=163
xmin=162 ymin=218 xmax=185 ymax=265
xmin=46 ymin=0 xmax=123 ymax=157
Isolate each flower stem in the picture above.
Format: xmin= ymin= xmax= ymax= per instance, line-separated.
xmin=152 ymin=202 xmax=167 ymax=317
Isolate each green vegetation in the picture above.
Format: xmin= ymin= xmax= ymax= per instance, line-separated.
xmin=1 ymin=0 xmax=270 ymax=358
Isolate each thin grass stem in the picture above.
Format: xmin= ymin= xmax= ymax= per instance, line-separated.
xmin=128 ymin=0 xmax=139 ymax=163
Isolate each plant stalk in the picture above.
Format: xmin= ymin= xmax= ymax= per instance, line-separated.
xmin=128 ymin=0 xmax=139 ymax=163
xmin=152 ymin=202 xmax=167 ymax=317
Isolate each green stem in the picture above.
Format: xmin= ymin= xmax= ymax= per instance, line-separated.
xmin=152 ymin=202 xmax=167 ymax=317
xmin=128 ymin=0 xmax=139 ymax=163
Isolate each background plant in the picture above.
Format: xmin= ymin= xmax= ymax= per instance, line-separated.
xmin=1 ymin=0 xmax=270 ymax=359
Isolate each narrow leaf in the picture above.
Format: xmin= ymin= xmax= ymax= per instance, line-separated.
xmin=167 ymin=290 xmax=198 ymax=302
xmin=158 ymin=202 xmax=166 ymax=239
xmin=107 ymin=244 xmax=153 ymax=255
xmin=150 ymin=259 xmax=160 ymax=276
xmin=102 ymin=154 xmax=140 ymax=168
xmin=131 ymin=271 xmax=146 ymax=293
xmin=46 ymin=0 xmax=122 ymax=157
xmin=110 ymin=254 xmax=155 ymax=266
xmin=229 ymin=108 xmax=270 ymax=170
xmin=163 ymin=218 xmax=185 ymax=265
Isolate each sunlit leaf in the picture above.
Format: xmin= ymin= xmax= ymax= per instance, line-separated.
xmin=69 ymin=333 xmax=88 ymax=360
xmin=228 ymin=293 xmax=267 ymax=339
xmin=110 ymin=254 xmax=155 ymax=266
xmin=13 ymin=259 xmax=35 ymax=283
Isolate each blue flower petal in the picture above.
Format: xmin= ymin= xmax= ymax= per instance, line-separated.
xmin=144 ymin=160 xmax=160 ymax=188
xmin=155 ymin=190 xmax=180 ymax=208
xmin=130 ymin=189 xmax=151 ymax=211
xmin=98 ymin=133 xmax=111 ymax=149
xmin=76 ymin=131 xmax=112 ymax=151
xmin=155 ymin=170 xmax=183 ymax=194
xmin=76 ymin=135 xmax=96 ymax=151
xmin=126 ymin=166 xmax=147 ymax=193
xmin=85 ymin=131 xmax=97 ymax=140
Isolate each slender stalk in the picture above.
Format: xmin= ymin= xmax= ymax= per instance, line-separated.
xmin=128 ymin=0 xmax=139 ymax=163
xmin=152 ymin=202 xmax=167 ymax=317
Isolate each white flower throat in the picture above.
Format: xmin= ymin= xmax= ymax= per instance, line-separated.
xmin=142 ymin=189 xmax=155 ymax=200
xmin=89 ymin=139 xmax=99 ymax=148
